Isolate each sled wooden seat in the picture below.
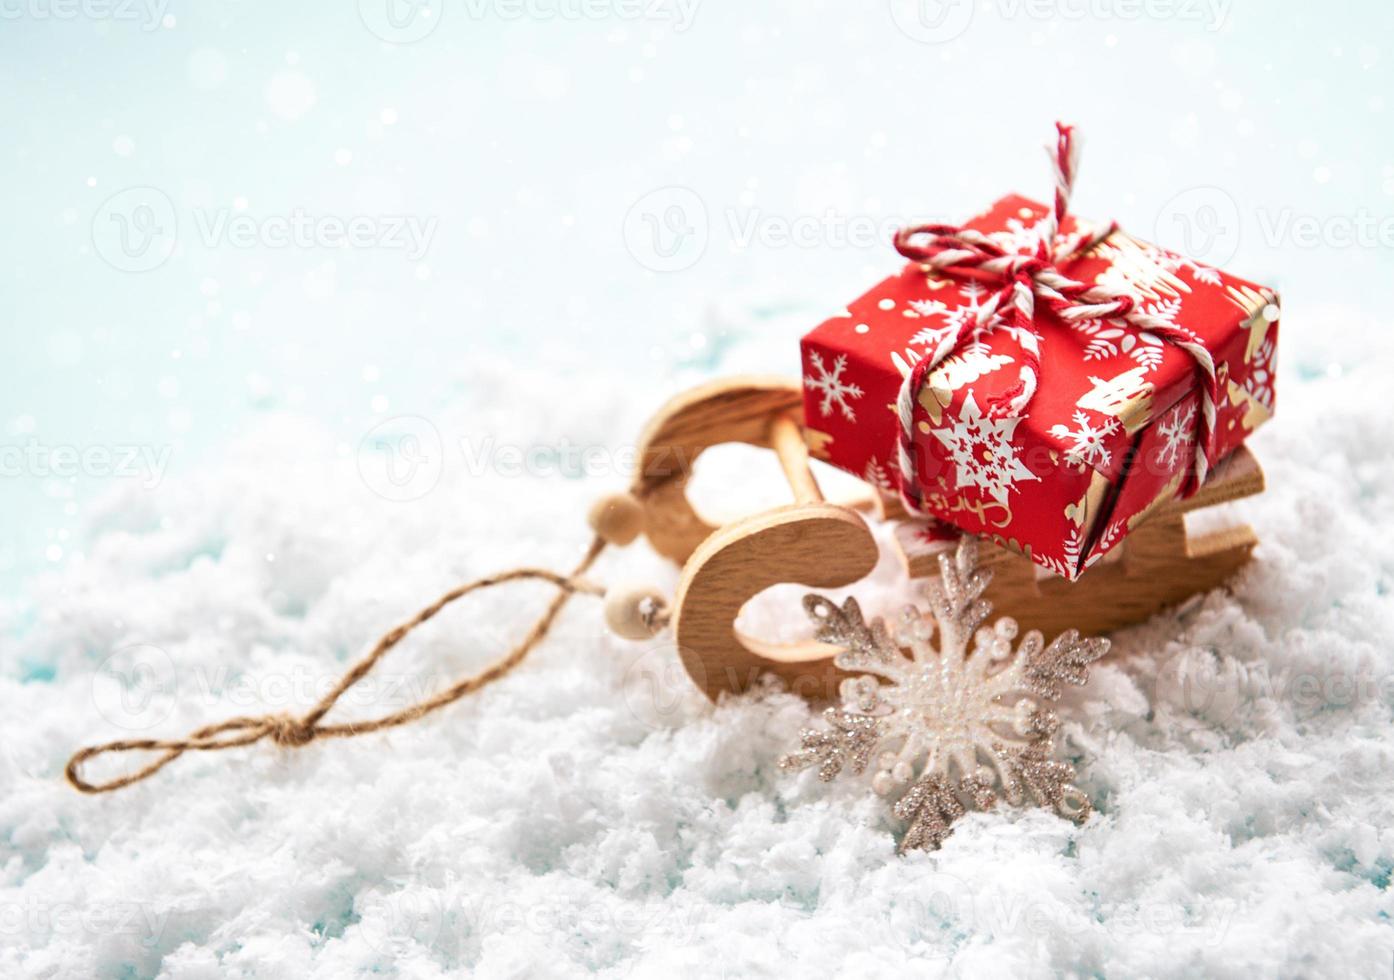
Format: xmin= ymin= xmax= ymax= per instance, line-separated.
xmin=631 ymin=376 xmax=1263 ymax=701
xmin=889 ymin=446 xmax=1263 ymax=639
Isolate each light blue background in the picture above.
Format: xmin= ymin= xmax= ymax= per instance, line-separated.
xmin=3 ymin=0 xmax=1391 ymax=592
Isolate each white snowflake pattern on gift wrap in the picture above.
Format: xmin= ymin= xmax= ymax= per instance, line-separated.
xmin=931 ymin=391 xmax=1040 ymax=506
xmin=863 ymin=456 xmax=895 ymax=495
xmin=1165 ymin=248 xmax=1221 ymax=285
xmin=1144 ymin=246 xmax=1221 ymax=287
xmin=1049 ymin=411 xmax=1121 ymax=469
xmin=805 ymin=351 xmax=864 ymax=422
xmin=1033 ymin=518 xmax=1124 ymax=581
xmin=907 ymin=297 xmax=949 ymax=320
xmin=1155 ymin=401 xmax=1196 ymax=471
xmin=988 ymin=212 xmax=1052 ymax=256
xmin=1069 ymin=296 xmax=1178 ymax=373
xmin=1093 ymin=518 xmax=1126 ymax=557
xmin=910 ymin=282 xmax=990 ymax=353
xmin=780 ymin=537 xmax=1108 ymax=852
xmin=1035 ymin=527 xmax=1085 ymax=580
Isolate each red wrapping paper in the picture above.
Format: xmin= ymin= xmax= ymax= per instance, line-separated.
xmin=801 ymin=194 xmax=1280 ymax=579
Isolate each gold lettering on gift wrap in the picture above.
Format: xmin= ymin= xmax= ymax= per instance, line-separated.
xmin=922 ymin=486 xmax=1013 ymax=529
xmin=1077 ymin=367 xmax=1156 ymax=434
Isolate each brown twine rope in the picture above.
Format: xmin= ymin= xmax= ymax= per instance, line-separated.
xmin=65 ymin=535 xmax=608 ymax=794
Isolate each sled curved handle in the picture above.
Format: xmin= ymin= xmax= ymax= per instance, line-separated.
xmin=632 ymin=376 xmax=881 ymax=700
xmin=633 ymin=375 xmax=813 ymax=565
xmin=670 ymin=502 xmax=879 ymax=701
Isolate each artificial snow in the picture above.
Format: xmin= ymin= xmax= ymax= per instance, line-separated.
xmin=2 ymin=297 xmax=1392 ymax=978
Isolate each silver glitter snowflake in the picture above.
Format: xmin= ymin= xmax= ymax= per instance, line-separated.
xmin=779 ymin=538 xmax=1108 ymax=853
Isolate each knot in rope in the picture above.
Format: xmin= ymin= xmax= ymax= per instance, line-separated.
xmin=266 ymin=714 xmax=317 ymax=747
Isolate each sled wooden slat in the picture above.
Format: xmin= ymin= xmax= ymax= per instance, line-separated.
xmin=768 ymin=414 xmax=823 ymax=505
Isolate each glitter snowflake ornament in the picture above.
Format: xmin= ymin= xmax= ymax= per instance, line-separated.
xmin=779 ymin=537 xmax=1108 ymax=853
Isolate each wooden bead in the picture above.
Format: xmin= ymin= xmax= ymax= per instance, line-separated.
xmin=587 ymin=492 xmax=645 ymax=546
xmin=603 ymin=583 xmax=669 ymax=640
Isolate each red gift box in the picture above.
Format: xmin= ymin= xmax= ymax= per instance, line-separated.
xmin=801 ymin=192 xmax=1279 ymax=580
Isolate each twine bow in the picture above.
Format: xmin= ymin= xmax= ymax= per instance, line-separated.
xmin=891 ymin=123 xmax=1219 ymax=515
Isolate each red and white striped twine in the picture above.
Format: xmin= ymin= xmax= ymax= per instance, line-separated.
xmin=892 ymin=122 xmax=1218 ymax=516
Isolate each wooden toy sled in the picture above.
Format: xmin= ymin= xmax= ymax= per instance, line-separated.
xmin=629 ymin=376 xmax=1264 ymax=702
